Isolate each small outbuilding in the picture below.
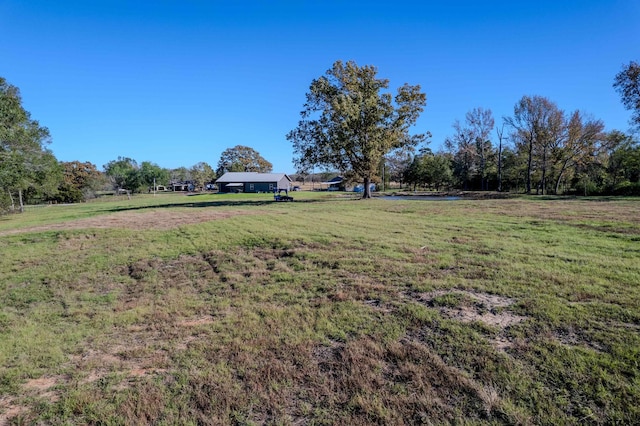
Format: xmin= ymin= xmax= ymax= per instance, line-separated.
xmin=215 ymin=172 xmax=292 ymax=193
xmin=321 ymin=176 xmax=345 ymax=191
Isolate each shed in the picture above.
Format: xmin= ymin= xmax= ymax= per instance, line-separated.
xmin=321 ymin=176 xmax=345 ymax=191
xmin=215 ymin=172 xmax=292 ymax=193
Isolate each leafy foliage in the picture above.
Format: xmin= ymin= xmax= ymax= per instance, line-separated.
xmin=403 ymin=152 xmax=453 ymax=191
xmin=190 ymin=162 xmax=216 ymax=190
xmin=53 ymin=161 xmax=104 ymax=203
xmin=103 ymin=158 xmax=170 ymax=194
xmin=287 ymin=60 xmax=427 ymax=198
xmin=444 ymin=108 xmax=495 ymax=190
xmin=103 ymin=157 xmax=142 ymax=193
xmin=139 ymin=161 xmax=170 ymax=189
xmin=613 ymin=60 xmax=640 ymax=130
xmin=0 ymin=77 xmax=61 ymax=212
xmin=216 ymin=145 xmax=272 ymax=177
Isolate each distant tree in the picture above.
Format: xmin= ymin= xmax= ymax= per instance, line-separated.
xmin=505 ymin=96 xmax=563 ymax=194
xmin=385 ymin=146 xmax=421 ymax=188
xmin=427 ymin=153 xmax=454 ymax=191
xmin=467 ymin=108 xmax=495 ymax=190
xmin=140 ymin=161 xmax=170 ymax=191
xmin=104 ymin=157 xmax=142 ymax=193
xmin=496 ymin=124 xmax=507 ymax=192
xmin=403 ymin=155 xmax=425 ymax=191
xmin=216 ymin=145 xmax=272 ymax=176
xmin=619 ymin=144 xmax=640 ymax=183
xmin=402 ymin=151 xmax=452 ymax=191
xmin=613 ymin=61 xmax=640 ymax=130
xmin=445 ymin=120 xmax=475 ymax=190
xmin=190 ymin=162 xmax=216 ymax=190
xmin=24 ymin=151 xmax=62 ymax=205
xmin=62 ymin=161 xmax=101 ymax=190
xmin=293 ymin=168 xmax=309 ymax=185
xmin=287 ymin=60 xmax=427 ymax=199
xmin=495 ymin=146 xmax=524 ymax=192
xmin=0 ymin=77 xmax=60 ymax=213
xmin=171 ymin=167 xmax=191 ymax=184
xmin=606 ymin=133 xmax=640 ymax=193
xmin=445 ymin=107 xmax=494 ymax=190
xmin=551 ymin=111 xmax=605 ymax=194
xmin=605 ymin=130 xmax=635 ymax=188
xmin=56 ymin=161 xmax=102 ymax=202
xmin=534 ymin=102 xmax=565 ymax=195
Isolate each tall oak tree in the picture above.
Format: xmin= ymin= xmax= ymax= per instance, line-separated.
xmin=287 ymin=60 xmax=427 ymax=198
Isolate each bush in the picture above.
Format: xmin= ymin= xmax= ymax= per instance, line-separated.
xmin=0 ymin=192 xmax=11 ymax=214
xmin=49 ymin=184 xmax=84 ymax=203
xmin=612 ymin=181 xmax=640 ymax=196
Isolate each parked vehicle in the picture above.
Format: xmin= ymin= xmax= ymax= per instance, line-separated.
xmin=353 ymin=183 xmax=376 ymax=193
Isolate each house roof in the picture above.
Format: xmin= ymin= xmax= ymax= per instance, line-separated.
xmin=215 ymin=172 xmax=292 ymax=184
xmin=321 ymin=176 xmax=344 ymax=185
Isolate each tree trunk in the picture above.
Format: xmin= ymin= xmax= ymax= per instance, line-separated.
xmin=8 ymin=190 xmax=15 ymax=212
xmin=554 ymin=172 xmax=564 ymax=195
xmin=362 ymin=176 xmax=372 ymax=199
xmin=497 ymin=132 xmax=504 ymax=192
xmin=554 ymin=159 xmax=571 ymax=195
xmin=479 ymin=144 xmax=486 ymax=191
xmin=18 ymin=189 xmax=24 ymax=213
xmin=497 ymin=141 xmax=503 ymax=192
xmin=541 ymin=146 xmax=547 ymax=195
xmin=526 ymin=139 xmax=533 ymax=193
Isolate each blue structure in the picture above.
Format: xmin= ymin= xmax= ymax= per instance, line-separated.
xmin=215 ymin=172 xmax=292 ymax=193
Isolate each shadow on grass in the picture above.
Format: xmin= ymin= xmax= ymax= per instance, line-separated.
xmin=101 ymin=195 xmax=354 ymax=213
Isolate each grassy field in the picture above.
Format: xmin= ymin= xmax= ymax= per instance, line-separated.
xmin=0 ymin=191 xmax=639 ymax=425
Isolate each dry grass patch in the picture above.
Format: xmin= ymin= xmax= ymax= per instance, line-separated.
xmin=412 ymin=290 xmax=526 ymax=351
xmin=416 ymin=290 xmax=525 ymax=327
xmin=0 ymin=208 xmax=257 ymax=236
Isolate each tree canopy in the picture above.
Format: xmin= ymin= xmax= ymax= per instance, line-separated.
xmin=445 ymin=107 xmax=495 ymax=190
xmin=613 ymin=61 xmax=640 ymax=130
xmin=140 ymin=161 xmax=170 ymax=190
xmin=103 ymin=157 xmax=142 ymax=193
xmin=0 ymin=77 xmax=60 ymax=212
xmin=55 ymin=161 xmax=103 ymax=203
xmin=190 ymin=162 xmax=216 ymax=190
xmin=505 ymin=96 xmax=564 ymax=194
xmin=216 ymin=145 xmax=272 ymax=177
xmin=287 ymin=60 xmax=427 ymax=198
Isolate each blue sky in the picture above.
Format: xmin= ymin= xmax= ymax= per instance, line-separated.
xmin=2 ymin=1 xmax=639 ymax=174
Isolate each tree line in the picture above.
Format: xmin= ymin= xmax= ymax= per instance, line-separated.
xmin=2 ymin=59 xmax=639 ymax=211
xmin=397 ymin=100 xmax=640 ymax=196
xmin=289 ymin=60 xmax=640 ymax=197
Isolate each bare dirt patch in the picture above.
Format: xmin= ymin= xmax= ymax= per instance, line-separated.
xmin=0 ymin=376 xmax=64 ymax=425
xmin=23 ymin=376 xmax=60 ymax=391
xmin=0 ymin=209 xmax=258 ymax=236
xmin=411 ymin=289 xmax=526 ymax=350
xmin=0 ymin=397 xmax=27 ymax=426
xmin=177 ymin=316 xmax=216 ymax=327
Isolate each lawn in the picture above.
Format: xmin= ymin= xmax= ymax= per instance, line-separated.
xmin=0 ymin=192 xmax=639 ymax=424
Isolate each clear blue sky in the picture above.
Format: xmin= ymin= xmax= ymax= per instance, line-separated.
xmin=2 ymin=1 xmax=639 ymax=174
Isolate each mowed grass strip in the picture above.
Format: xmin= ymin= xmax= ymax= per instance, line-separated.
xmin=0 ymin=194 xmax=638 ymax=424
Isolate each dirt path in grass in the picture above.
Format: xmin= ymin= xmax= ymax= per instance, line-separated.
xmin=0 ymin=209 xmax=257 ymax=236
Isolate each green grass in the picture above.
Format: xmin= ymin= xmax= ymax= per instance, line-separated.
xmin=1 ymin=192 xmax=639 ymax=424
